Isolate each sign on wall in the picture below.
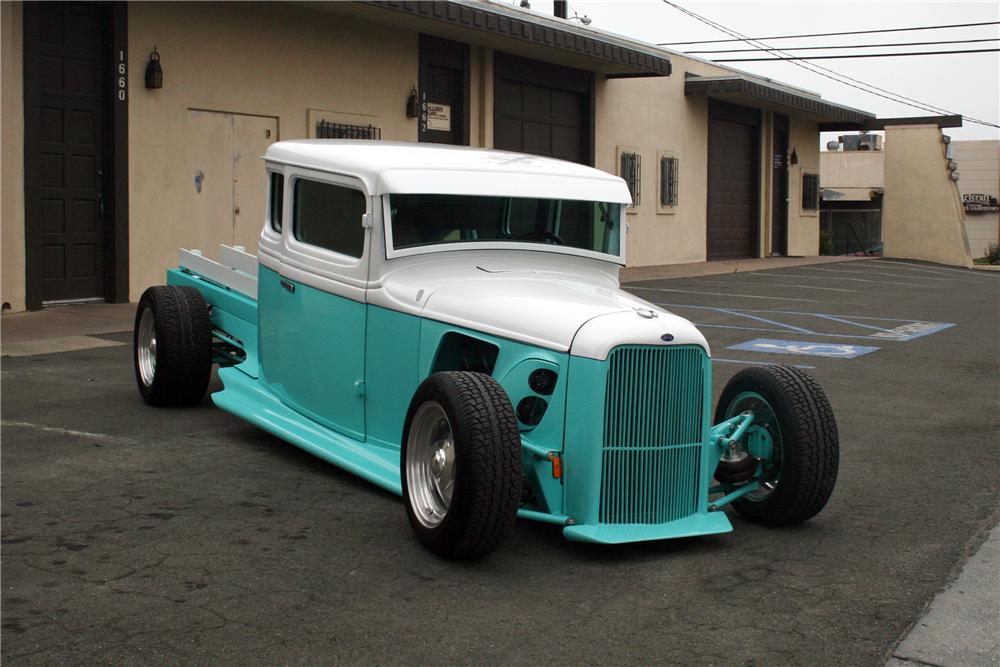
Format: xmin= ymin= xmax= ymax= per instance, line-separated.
xmin=424 ymin=103 xmax=451 ymax=132
xmin=963 ymin=194 xmax=1000 ymax=214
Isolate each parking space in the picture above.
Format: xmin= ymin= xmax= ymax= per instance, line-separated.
xmin=2 ymin=258 xmax=998 ymax=665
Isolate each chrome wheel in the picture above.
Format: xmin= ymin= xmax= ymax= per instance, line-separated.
xmin=137 ymin=307 xmax=157 ymax=387
xmin=406 ymin=401 xmax=456 ymax=529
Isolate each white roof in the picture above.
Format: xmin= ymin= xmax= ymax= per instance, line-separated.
xmin=264 ymin=140 xmax=632 ymax=203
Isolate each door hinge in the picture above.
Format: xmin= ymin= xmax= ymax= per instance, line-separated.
xmin=361 ymin=213 xmax=373 ymax=229
xmin=354 ymin=380 xmax=366 ymax=397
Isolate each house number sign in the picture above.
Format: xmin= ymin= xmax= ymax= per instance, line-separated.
xmin=117 ymin=50 xmax=127 ymax=103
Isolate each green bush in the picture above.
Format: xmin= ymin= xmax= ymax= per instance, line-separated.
xmin=985 ymin=241 xmax=1000 ymax=265
xmin=819 ymin=230 xmax=834 ymax=256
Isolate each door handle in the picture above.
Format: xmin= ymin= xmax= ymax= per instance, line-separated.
xmin=280 ymin=279 xmax=296 ymax=293
xmin=97 ymin=194 xmax=104 ymax=217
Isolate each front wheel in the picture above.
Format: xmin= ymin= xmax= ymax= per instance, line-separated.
xmin=714 ymin=365 xmax=839 ymax=526
xmin=401 ymin=372 xmax=522 ymax=559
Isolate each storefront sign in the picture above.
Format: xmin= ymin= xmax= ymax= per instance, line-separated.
xmin=424 ymin=103 xmax=451 ymax=132
xmin=963 ymin=193 xmax=1000 ymax=214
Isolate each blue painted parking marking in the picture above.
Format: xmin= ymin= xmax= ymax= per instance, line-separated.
xmin=727 ymin=339 xmax=881 ymax=359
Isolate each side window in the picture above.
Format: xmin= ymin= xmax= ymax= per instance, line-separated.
xmin=293 ymin=179 xmax=367 ymax=258
xmin=269 ymin=172 xmax=283 ymax=232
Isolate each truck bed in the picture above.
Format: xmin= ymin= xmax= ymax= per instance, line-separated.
xmin=166 ymin=245 xmax=260 ymax=377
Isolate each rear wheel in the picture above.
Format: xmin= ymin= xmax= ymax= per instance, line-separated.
xmin=715 ymin=365 xmax=839 ymax=525
xmin=401 ymin=371 xmax=522 ymax=559
xmin=133 ymin=286 xmax=212 ymax=407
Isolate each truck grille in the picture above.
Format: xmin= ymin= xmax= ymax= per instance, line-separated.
xmin=600 ymin=346 xmax=705 ymax=524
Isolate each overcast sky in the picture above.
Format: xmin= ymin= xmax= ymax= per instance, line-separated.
xmin=521 ymin=1 xmax=1000 ymax=142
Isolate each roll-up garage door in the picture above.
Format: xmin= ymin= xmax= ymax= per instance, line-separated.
xmin=707 ymin=100 xmax=761 ymax=260
xmin=493 ymin=52 xmax=593 ymax=166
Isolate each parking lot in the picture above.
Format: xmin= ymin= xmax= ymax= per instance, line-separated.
xmin=2 ymin=258 xmax=998 ymax=665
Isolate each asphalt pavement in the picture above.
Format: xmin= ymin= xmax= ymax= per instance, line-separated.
xmin=2 ymin=258 xmax=998 ymax=665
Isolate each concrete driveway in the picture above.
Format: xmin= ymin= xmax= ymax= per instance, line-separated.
xmin=2 ymin=258 xmax=998 ymax=665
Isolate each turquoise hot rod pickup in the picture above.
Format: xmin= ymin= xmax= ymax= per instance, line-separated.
xmin=133 ymin=140 xmax=838 ymax=558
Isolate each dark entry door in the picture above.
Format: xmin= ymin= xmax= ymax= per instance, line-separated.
xmin=707 ymin=100 xmax=761 ymax=260
xmin=493 ymin=52 xmax=593 ymax=165
xmin=418 ymin=34 xmax=469 ymax=145
xmin=24 ymin=2 xmax=110 ymax=304
xmin=771 ymin=114 xmax=789 ymax=256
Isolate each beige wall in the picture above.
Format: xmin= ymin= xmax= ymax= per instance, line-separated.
xmin=597 ymin=65 xmax=710 ymax=266
xmin=787 ymin=115 xmax=820 ymax=256
xmin=820 ymin=150 xmax=885 ymax=189
xmin=1 ymin=1 xmax=25 ymax=311
xmin=597 ymin=55 xmax=823 ymax=267
xmin=953 ymin=140 xmax=999 ymax=258
xmin=883 ymin=125 xmax=972 ymax=267
xmin=127 ymin=2 xmax=423 ymax=300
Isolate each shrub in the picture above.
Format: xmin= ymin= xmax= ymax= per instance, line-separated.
xmin=985 ymin=241 xmax=1000 ymax=265
xmin=819 ymin=230 xmax=834 ymax=256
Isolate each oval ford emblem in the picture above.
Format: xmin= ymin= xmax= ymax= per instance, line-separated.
xmin=661 ymin=333 xmax=675 ymax=342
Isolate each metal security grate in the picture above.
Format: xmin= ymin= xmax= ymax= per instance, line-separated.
xmin=600 ymin=346 xmax=706 ymax=524
xmin=620 ymin=151 xmax=641 ymax=207
xmin=316 ymin=121 xmax=381 ymax=140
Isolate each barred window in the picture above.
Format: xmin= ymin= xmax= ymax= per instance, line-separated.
xmin=620 ymin=151 xmax=641 ymax=207
xmin=802 ymin=173 xmax=820 ymax=210
xmin=660 ymin=156 xmax=679 ymax=207
xmin=316 ymin=121 xmax=381 ymax=140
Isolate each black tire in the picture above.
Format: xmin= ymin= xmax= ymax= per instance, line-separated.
xmin=133 ymin=285 xmax=212 ymax=407
xmin=714 ymin=365 xmax=839 ymax=526
xmin=401 ymin=371 xmax=522 ymax=559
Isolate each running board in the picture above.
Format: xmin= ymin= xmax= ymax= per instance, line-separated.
xmin=213 ymin=368 xmax=402 ymax=496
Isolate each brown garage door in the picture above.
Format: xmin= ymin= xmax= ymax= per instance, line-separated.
xmin=707 ymin=100 xmax=761 ymax=260
xmin=493 ymin=52 xmax=592 ymax=165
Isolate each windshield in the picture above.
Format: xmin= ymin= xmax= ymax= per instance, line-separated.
xmin=388 ymin=194 xmax=622 ymax=257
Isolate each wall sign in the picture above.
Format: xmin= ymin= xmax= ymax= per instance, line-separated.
xmin=117 ymin=50 xmax=127 ymax=103
xmin=424 ymin=103 xmax=451 ymax=132
xmin=963 ymin=194 xmax=999 ymax=215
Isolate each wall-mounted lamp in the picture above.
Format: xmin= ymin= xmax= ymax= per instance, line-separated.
xmin=406 ymin=86 xmax=418 ymax=118
xmin=790 ymin=148 xmax=798 ymax=166
xmin=144 ymin=47 xmax=163 ymax=89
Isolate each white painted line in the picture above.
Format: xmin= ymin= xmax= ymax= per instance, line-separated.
xmin=733 ymin=275 xmax=859 ymax=292
xmin=712 ymin=358 xmax=817 ymax=370
xmin=798 ymin=266 xmax=955 ymax=282
xmin=750 ymin=271 xmax=925 ymax=288
xmin=876 ymin=259 xmax=997 ymax=277
xmin=1 ymin=335 xmax=126 ymax=358
xmin=629 ymin=287 xmax=817 ymax=302
xmin=1 ymin=420 xmax=138 ymax=445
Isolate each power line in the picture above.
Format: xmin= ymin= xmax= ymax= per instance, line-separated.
xmin=657 ymin=20 xmax=1000 ymax=46
xmin=715 ymin=48 xmax=1000 ymax=62
xmin=687 ymin=37 xmax=1000 ymax=54
xmin=661 ymin=1 xmax=1000 ymax=129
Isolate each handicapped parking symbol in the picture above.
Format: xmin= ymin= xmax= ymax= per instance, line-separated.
xmin=727 ymin=338 xmax=880 ymax=359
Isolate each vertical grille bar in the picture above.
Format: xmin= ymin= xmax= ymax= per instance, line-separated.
xmin=599 ymin=346 xmax=705 ymax=525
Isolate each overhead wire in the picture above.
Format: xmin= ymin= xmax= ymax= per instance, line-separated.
xmin=686 ymin=37 xmax=1000 ymax=54
xmin=714 ymin=48 xmax=1000 ymax=62
xmin=657 ymin=21 xmax=1000 ymax=45
xmin=660 ymin=1 xmax=1000 ymax=128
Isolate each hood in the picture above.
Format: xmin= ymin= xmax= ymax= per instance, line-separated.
xmin=369 ymin=253 xmax=708 ymax=358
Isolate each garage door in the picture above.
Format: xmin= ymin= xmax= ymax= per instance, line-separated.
xmin=493 ymin=52 xmax=592 ymax=165
xmin=707 ymin=100 xmax=761 ymax=260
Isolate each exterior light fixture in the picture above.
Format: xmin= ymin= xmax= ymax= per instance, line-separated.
xmin=406 ymin=86 xmax=418 ymax=118
xmin=144 ymin=47 xmax=163 ymax=89
xmin=569 ymin=12 xmax=592 ymax=24
xmin=790 ymin=148 xmax=798 ymax=165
